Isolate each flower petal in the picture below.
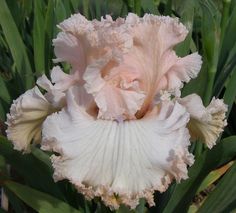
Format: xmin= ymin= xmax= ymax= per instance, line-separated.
xmin=121 ymin=14 xmax=202 ymax=116
xmin=53 ymin=32 xmax=86 ymax=73
xmin=55 ymin=13 xmax=202 ymax=120
xmin=54 ymin=13 xmax=132 ymax=77
xmin=83 ymin=54 xmax=145 ymax=120
xmin=41 ymin=89 xmax=193 ymax=209
xmin=50 ymin=66 xmax=79 ymax=91
xmin=6 ymin=87 xmax=54 ymax=152
xmin=36 ymin=66 xmax=81 ymax=108
xmin=178 ymin=94 xmax=227 ymax=148
xmin=163 ymin=52 xmax=202 ymax=91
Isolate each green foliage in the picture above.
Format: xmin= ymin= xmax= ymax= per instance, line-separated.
xmin=0 ymin=0 xmax=34 ymax=90
xmin=155 ymin=136 xmax=236 ymax=213
xmin=198 ymin=161 xmax=236 ymax=213
xmin=0 ymin=0 xmax=236 ymax=212
xmin=5 ymin=181 xmax=81 ymax=213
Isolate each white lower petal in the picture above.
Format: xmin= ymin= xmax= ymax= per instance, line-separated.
xmin=42 ymin=89 xmax=193 ymax=209
xmin=178 ymin=94 xmax=227 ymax=148
xmin=6 ymin=87 xmax=54 ymax=152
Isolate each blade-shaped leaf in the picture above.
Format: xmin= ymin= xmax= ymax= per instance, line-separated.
xmin=0 ymin=76 xmax=11 ymax=104
xmin=197 ymin=161 xmax=234 ymax=194
xmin=223 ymin=66 xmax=236 ymax=116
xmin=44 ymin=0 xmax=55 ymax=74
xmin=141 ymin=0 xmax=159 ymax=14
xmin=217 ymin=3 xmax=236 ymax=75
xmin=5 ymin=181 xmax=81 ymax=213
xmin=0 ymin=136 xmax=64 ymax=200
xmin=199 ymin=0 xmax=221 ymax=104
xmin=160 ymin=136 xmax=236 ymax=213
xmin=198 ymin=161 xmax=236 ymax=213
xmin=0 ymin=0 xmax=34 ymax=89
xmin=175 ymin=0 xmax=195 ymax=56
xmin=33 ymin=0 xmax=45 ymax=75
xmin=55 ymin=0 xmax=67 ymax=27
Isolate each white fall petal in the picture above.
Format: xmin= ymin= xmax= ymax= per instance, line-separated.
xmin=178 ymin=94 xmax=227 ymax=148
xmin=41 ymin=89 xmax=193 ymax=209
xmin=6 ymin=87 xmax=54 ymax=152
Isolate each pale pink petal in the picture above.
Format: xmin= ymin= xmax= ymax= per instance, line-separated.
xmin=5 ymin=87 xmax=54 ymax=152
xmin=178 ymin=94 xmax=227 ymax=148
xmin=36 ymin=66 xmax=81 ymax=108
xmin=83 ymin=54 xmax=145 ymax=120
xmin=36 ymin=74 xmax=53 ymax=91
xmin=50 ymin=66 xmax=79 ymax=91
xmin=162 ymin=52 xmax=202 ymax=91
xmin=36 ymin=73 xmax=65 ymax=108
xmin=54 ymin=13 xmax=133 ymax=79
xmin=53 ymin=13 xmax=203 ymax=119
xmin=41 ymin=89 xmax=193 ymax=209
xmin=53 ymin=32 xmax=86 ymax=74
xmin=58 ymin=13 xmax=95 ymax=40
xmin=121 ymin=14 xmax=202 ymax=117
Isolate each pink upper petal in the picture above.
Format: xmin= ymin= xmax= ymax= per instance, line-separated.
xmin=53 ymin=13 xmax=203 ymax=120
xmin=119 ymin=14 xmax=202 ymax=117
xmin=83 ymin=54 xmax=145 ymax=120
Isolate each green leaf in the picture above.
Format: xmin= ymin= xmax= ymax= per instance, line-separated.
xmin=61 ymin=0 xmax=71 ymax=17
xmin=141 ymin=0 xmax=159 ymax=14
xmin=214 ymin=56 xmax=236 ymax=97
xmin=223 ymin=66 xmax=236 ymax=116
xmin=31 ymin=146 xmax=51 ymax=167
xmin=4 ymin=187 xmax=25 ymax=213
xmin=94 ymin=0 xmax=102 ymax=19
xmin=200 ymin=0 xmax=220 ymax=64
xmin=0 ymin=76 xmax=11 ymax=104
xmin=70 ymin=0 xmax=82 ymax=13
xmin=217 ymin=3 xmax=236 ymax=75
xmin=0 ymin=101 xmax=6 ymax=120
xmin=198 ymin=161 xmax=236 ymax=213
xmin=161 ymin=136 xmax=236 ymax=213
xmin=214 ymin=2 xmax=236 ymax=97
xmin=175 ymin=0 xmax=196 ymax=56
xmin=197 ymin=161 xmax=234 ymax=194
xmin=0 ymin=136 xmax=64 ymax=200
xmin=5 ymin=181 xmax=81 ymax=213
xmin=0 ymin=208 xmax=7 ymax=213
xmin=199 ymin=0 xmax=221 ymax=104
xmin=55 ymin=0 xmax=67 ymax=26
xmin=82 ymin=0 xmax=89 ymax=18
xmin=33 ymin=0 xmax=46 ymax=75
xmin=44 ymin=0 xmax=55 ymax=73
xmin=0 ymin=0 xmax=34 ymax=89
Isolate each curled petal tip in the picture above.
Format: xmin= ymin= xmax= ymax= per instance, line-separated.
xmin=6 ymin=87 xmax=53 ymax=152
xmin=178 ymin=94 xmax=227 ymax=149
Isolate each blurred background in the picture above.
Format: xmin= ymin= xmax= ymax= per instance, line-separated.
xmin=0 ymin=0 xmax=236 ymax=212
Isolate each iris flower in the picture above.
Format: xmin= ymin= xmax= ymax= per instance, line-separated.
xmin=6 ymin=13 xmax=227 ymax=209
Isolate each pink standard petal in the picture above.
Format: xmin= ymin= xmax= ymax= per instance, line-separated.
xmin=121 ymin=14 xmax=202 ymax=117
xmin=83 ymin=54 xmax=145 ymax=120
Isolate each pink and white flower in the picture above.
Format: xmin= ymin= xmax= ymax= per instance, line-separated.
xmin=6 ymin=13 xmax=227 ymax=209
